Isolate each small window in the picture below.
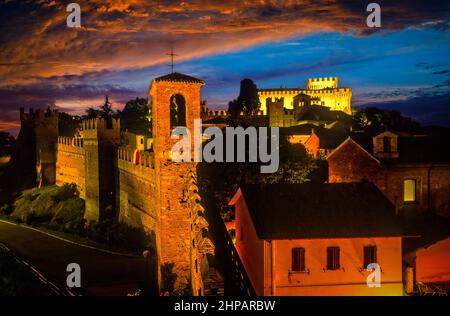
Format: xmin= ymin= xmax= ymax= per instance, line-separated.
xmin=291 ymin=248 xmax=306 ymax=272
xmin=140 ymin=138 xmax=144 ymax=144
xmin=327 ymin=247 xmax=340 ymax=270
xmin=364 ymin=246 xmax=377 ymax=268
xmin=404 ymin=179 xmax=416 ymax=202
xmin=195 ymin=259 xmax=198 ymax=273
xmin=192 ymin=239 xmax=195 ymax=248
xmin=383 ymin=136 xmax=391 ymax=153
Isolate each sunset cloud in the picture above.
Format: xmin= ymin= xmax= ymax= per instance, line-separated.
xmin=0 ymin=0 xmax=449 ymax=134
xmin=1 ymin=0 xmax=449 ymax=83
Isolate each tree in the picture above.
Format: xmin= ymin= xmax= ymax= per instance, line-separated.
xmin=84 ymin=95 xmax=116 ymax=119
xmin=228 ymin=79 xmax=261 ymax=118
xmin=352 ymin=107 xmax=422 ymax=133
xmin=0 ymin=132 xmax=15 ymax=157
xmin=118 ymin=98 xmax=150 ymax=135
xmin=59 ymin=112 xmax=81 ymax=137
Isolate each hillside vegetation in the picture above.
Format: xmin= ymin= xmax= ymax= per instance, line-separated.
xmin=7 ymin=184 xmax=85 ymax=234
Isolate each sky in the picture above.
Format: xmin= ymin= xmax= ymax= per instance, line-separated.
xmin=1 ymin=0 xmax=450 ymax=136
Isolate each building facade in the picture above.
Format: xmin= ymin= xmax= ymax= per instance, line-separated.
xmin=327 ymin=131 xmax=450 ymax=217
xmin=230 ymin=183 xmax=403 ymax=296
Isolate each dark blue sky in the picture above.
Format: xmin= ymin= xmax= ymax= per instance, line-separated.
xmin=1 ymin=1 xmax=450 ymax=134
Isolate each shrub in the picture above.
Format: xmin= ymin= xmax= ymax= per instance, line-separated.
xmin=10 ymin=184 xmax=85 ymax=233
xmin=86 ymin=220 xmax=155 ymax=253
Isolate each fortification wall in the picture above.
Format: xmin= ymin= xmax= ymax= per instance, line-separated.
xmin=56 ymin=137 xmax=86 ymax=198
xmin=307 ymin=77 xmax=339 ymax=90
xmin=117 ymin=148 xmax=158 ymax=234
xmin=259 ymin=88 xmax=352 ymax=115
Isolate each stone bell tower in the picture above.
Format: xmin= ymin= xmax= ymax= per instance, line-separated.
xmin=149 ymin=72 xmax=206 ymax=294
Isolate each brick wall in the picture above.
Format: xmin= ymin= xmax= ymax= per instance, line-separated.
xmin=56 ymin=137 xmax=86 ymax=198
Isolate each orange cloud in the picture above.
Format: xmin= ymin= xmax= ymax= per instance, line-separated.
xmin=1 ymin=0 xmax=446 ymax=86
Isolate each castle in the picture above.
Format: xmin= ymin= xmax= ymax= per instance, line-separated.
xmin=258 ymin=77 xmax=352 ymax=127
xmin=199 ymin=77 xmax=352 ymax=129
xmin=21 ymin=73 xmax=223 ymax=296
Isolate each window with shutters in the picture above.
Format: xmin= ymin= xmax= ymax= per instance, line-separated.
xmin=291 ymin=248 xmax=306 ymax=272
xmin=327 ymin=247 xmax=340 ymax=270
xmin=364 ymin=246 xmax=377 ymax=268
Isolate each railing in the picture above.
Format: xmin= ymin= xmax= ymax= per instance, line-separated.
xmin=220 ymin=220 xmax=256 ymax=296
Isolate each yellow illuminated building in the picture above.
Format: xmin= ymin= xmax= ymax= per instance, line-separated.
xmin=258 ymin=77 xmax=352 ymax=115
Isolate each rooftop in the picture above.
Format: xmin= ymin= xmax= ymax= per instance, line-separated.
xmin=238 ymin=182 xmax=401 ymax=239
xmin=153 ymin=72 xmax=205 ymax=84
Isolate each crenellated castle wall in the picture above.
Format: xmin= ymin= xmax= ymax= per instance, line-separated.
xmin=258 ymin=76 xmax=352 ymax=115
xmin=116 ymin=147 xmax=158 ymax=235
xmin=56 ymin=136 xmax=86 ymax=198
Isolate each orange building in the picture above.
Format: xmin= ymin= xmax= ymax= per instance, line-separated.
xmin=230 ymin=183 xmax=404 ymax=296
xmin=327 ymin=131 xmax=450 ymax=217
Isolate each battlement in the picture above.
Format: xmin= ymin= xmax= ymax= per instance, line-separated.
xmin=57 ymin=137 xmax=84 ymax=156
xmin=307 ymin=77 xmax=339 ymax=90
xmin=81 ymin=117 xmax=120 ymax=131
xmin=58 ymin=136 xmax=84 ymax=147
xmin=20 ymin=108 xmax=58 ymax=129
xmin=118 ymin=147 xmax=155 ymax=169
xmin=204 ymin=110 xmax=228 ymax=117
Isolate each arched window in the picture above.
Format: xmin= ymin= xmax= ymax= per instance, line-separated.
xmin=170 ymin=94 xmax=186 ymax=128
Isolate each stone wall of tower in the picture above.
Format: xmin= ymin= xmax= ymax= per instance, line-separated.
xmin=267 ymin=97 xmax=294 ymax=127
xmin=148 ymin=77 xmax=223 ymax=295
xmin=150 ymin=79 xmax=203 ymax=294
xmin=19 ymin=108 xmax=59 ymax=187
xmin=56 ymin=137 xmax=86 ymax=198
xmin=82 ymin=118 xmax=120 ymax=223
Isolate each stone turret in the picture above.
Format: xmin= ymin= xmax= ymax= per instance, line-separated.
xmin=20 ymin=107 xmax=59 ymax=187
xmin=81 ymin=117 xmax=120 ymax=223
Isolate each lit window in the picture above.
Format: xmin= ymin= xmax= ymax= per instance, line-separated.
xmin=291 ymin=248 xmax=306 ymax=272
xmin=404 ymin=179 xmax=416 ymax=202
xmin=364 ymin=246 xmax=377 ymax=268
xmin=327 ymin=247 xmax=340 ymax=270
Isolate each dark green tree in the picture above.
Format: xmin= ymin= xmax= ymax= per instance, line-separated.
xmin=228 ymin=79 xmax=261 ymax=118
xmin=352 ymin=107 xmax=422 ymax=133
xmin=0 ymin=132 xmax=15 ymax=157
xmin=58 ymin=112 xmax=81 ymax=137
xmin=84 ymin=95 xmax=116 ymax=119
xmin=118 ymin=98 xmax=150 ymax=135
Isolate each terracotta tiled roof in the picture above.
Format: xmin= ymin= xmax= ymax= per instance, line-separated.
xmin=153 ymin=72 xmax=205 ymax=84
xmin=239 ymin=182 xmax=401 ymax=239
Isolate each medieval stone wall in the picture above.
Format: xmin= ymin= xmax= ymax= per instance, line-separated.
xmin=259 ymin=76 xmax=352 ymax=116
xmin=117 ymin=148 xmax=158 ymax=233
xmin=56 ymin=137 xmax=86 ymax=198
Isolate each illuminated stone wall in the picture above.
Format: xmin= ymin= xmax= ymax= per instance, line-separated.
xmin=258 ymin=77 xmax=352 ymax=116
xmin=115 ymin=76 xmax=223 ymax=295
xmin=82 ymin=118 xmax=120 ymax=223
xmin=56 ymin=137 xmax=86 ymax=198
